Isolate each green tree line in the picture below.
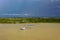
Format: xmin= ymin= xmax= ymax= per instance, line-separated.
xmin=0 ymin=17 xmax=60 ymax=24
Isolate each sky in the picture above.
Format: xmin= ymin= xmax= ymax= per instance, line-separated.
xmin=0 ymin=0 xmax=60 ymax=17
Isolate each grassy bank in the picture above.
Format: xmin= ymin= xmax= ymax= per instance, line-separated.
xmin=0 ymin=17 xmax=60 ymax=24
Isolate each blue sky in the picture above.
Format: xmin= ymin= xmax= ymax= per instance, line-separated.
xmin=0 ymin=0 xmax=60 ymax=17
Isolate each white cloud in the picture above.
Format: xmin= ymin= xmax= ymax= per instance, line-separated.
xmin=0 ymin=13 xmax=30 ymax=16
xmin=23 ymin=13 xmax=29 ymax=16
xmin=0 ymin=14 xmax=22 ymax=15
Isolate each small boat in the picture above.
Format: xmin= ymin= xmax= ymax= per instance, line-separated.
xmin=20 ymin=27 xmax=26 ymax=30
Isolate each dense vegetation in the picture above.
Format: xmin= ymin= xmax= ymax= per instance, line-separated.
xmin=0 ymin=17 xmax=60 ymax=24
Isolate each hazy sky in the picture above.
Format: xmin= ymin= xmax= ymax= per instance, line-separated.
xmin=0 ymin=0 xmax=60 ymax=17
